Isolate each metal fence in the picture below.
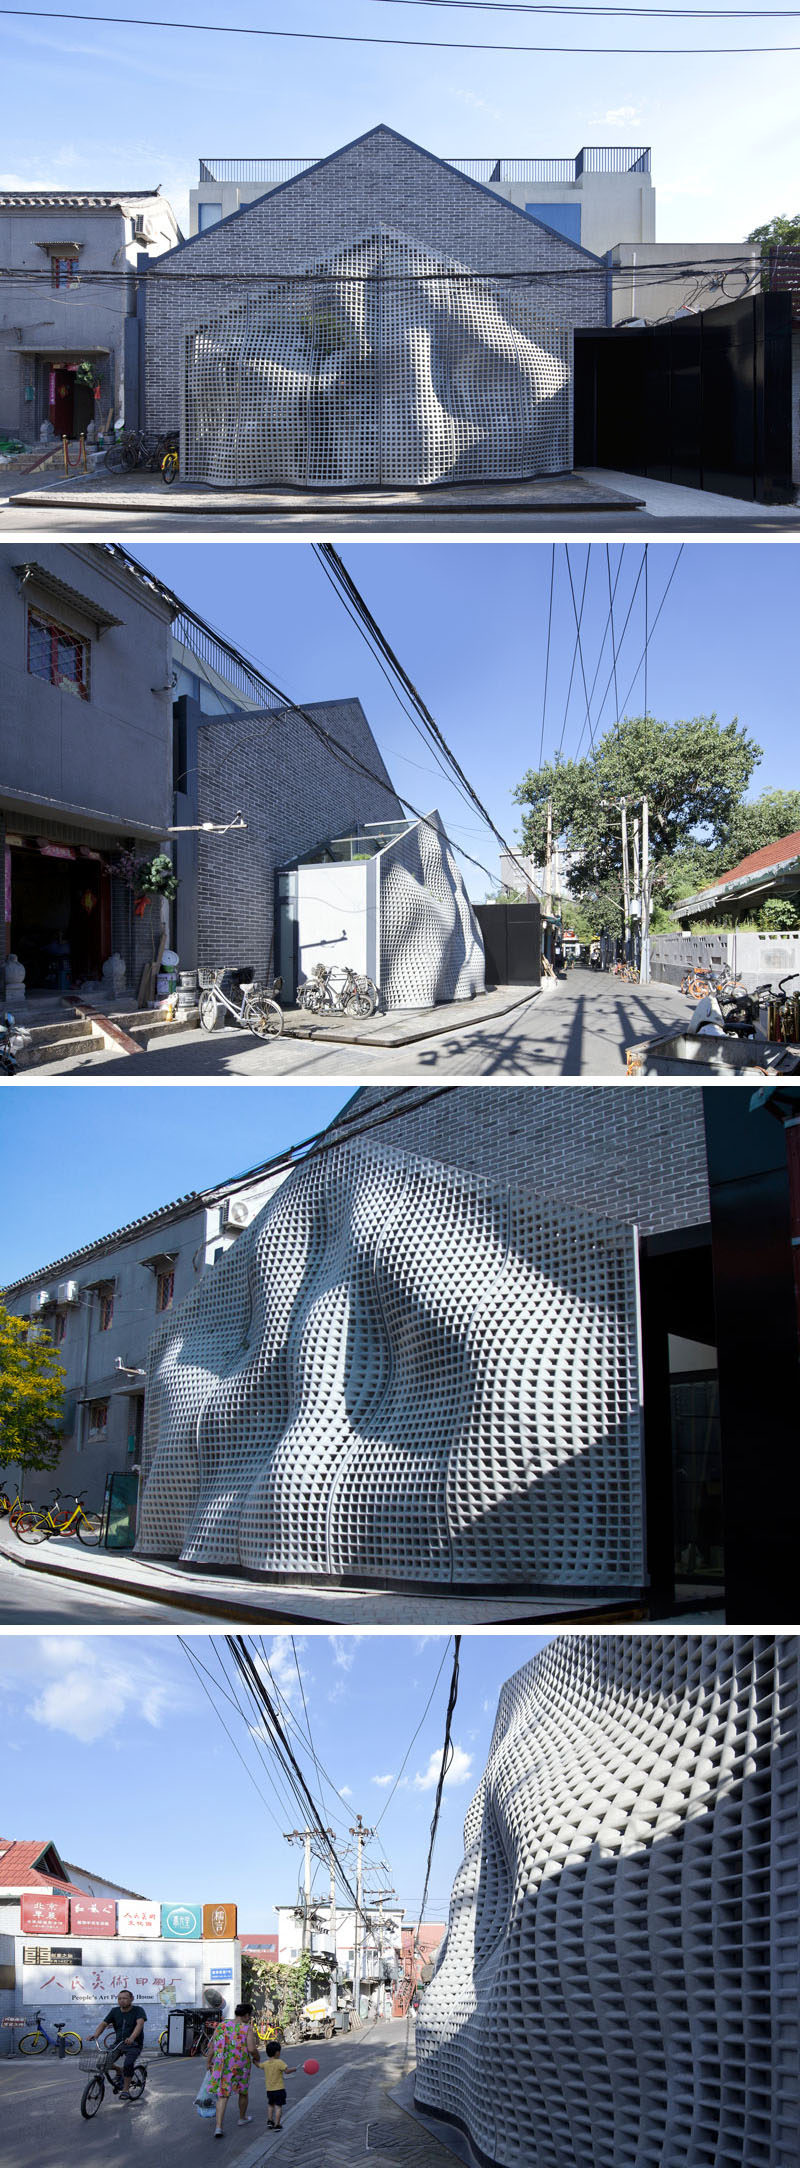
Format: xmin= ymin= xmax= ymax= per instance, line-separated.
xmin=197 ymin=149 xmax=651 ymax=187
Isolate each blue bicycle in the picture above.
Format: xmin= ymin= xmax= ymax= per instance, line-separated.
xmin=18 ymin=2008 xmax=83 ymax=2056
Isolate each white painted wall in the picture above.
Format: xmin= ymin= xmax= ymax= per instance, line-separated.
xmin=609 ymin=242 xmax=761 ymax=324
xmin=496 ymin=172 xmax=654 ymax=255
xmin=295 ymin=862 xmax=371 ymax=987
xmin=650 ymin=929 xmax=800 ymax=989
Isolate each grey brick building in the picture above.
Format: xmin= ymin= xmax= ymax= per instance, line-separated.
xmin=141 ymin=126 xmax=607 ymax=484
xmin=173 ymin=691 xmax=403 ymax=978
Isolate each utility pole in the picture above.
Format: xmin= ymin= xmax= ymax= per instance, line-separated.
xmin=326 ymin=1829 xmax=338 ymax=2015
xmin=543 ymin=796 xmax=553 ymax=919
xmin=640 ymin=793 xmax=651 ymax=985
xmin=620 ymin=797 xmax=631 ymax=963
xmin=349 ymin=1815 xmax=373 ymax=2014
xmin=284 ymin=1828 xmax=313 ymax=1951
xmin=369 ymin=1888 xmax=395 ymax=2016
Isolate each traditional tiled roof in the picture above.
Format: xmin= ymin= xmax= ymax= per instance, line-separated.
xmin=0 ymin=190 xmax=161 ymax=208
xmin=0 ymin=1838 xmax=84 ymax=1896
xmin=712 ymin=829 xmax=800 ymax=889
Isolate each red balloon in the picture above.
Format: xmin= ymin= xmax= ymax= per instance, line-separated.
xmin=302 ymin=2059 xmax=319 ymax=2076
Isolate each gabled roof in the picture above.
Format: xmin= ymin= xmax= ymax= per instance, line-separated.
xmin=713 ymin=830 xmax=800 ymax=888
xmin=0 ymin=1838 xmax=84 ymax=1896
xmin=679 ymin=828 xmax=800 ymax=918
xmin=162 ymin=123 xmax=604 ymax=268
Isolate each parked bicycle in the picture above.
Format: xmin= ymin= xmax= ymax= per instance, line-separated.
xmin=0 ymin=1478 xmax=36 ymax=1528
xmin=158 ymin=2010 xmax=219 ymax=2057
xmin=106 ymin=428 xmax=178 ymax=475
xmin=197 ymin=966 xmax=284 ymax=1039
xmin=14 ymin=1488 xmax=102 ymax=1547
xmin=161 ymin=442 xmax=179 ymax=484
xmin=79 ymin=2038 xmax=147 ymax=2118
xmin=612 ymin=960 xmax=640 ymax=984
xmin=0 ymin=1010 xmax=30 ymax=1075
xmin=298 ymin=963 xmax=378 ymax=1017
xmin=19 ymin=2009 xmax=82 ymax=2058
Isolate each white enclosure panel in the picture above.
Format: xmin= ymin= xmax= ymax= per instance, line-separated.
xmin=416 ymin=1635 xmax=800 ymax=2168
xmin=139 ymin=1137 xmax=643 ymax=1591
xmin=181 ymin=235 xmax=572 ymax=489
xmin=295 ymin=863 xmax=369 ymax=986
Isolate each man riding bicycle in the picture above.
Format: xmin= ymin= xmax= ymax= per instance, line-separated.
xmin=91 ymin=1989 xmax=146 ymax=2101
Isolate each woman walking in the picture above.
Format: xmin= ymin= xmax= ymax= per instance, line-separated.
xmin=206 ymin=2002 xmax=260 ymax=2139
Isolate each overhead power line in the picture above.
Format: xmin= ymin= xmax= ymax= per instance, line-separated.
xmin=3 ymin=6 xmax=799 ymax=53
xmin=413 ymin=1637 xmax=462 ymax=1944
xmin=373 ymin=0 xmax=800 ymax=15
xmin=0 ymin=258 xmax=765 ymax=287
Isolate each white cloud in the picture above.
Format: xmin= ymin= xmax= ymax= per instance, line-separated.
xmin=603 ymin=105 xmax=641 ymax=126
xmin=340 ymin=1785 xmax=353 ymax=1799
xmin=371 ymin=1773 xmax=395 ymax=1788
xmin=0 ymin=1637 xmax=183 ymax=1746
xmin=413 ymin=1744 xmax=473 ymax=1793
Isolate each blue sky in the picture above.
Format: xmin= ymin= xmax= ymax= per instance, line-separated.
xmin=0 ymin=1086 xmax=353 ymax=1286
xmin=0 ymin=1630 xmax=551 ymax=1926
xmin=144 ymin=539 xmax=797 ymax=895
xmin=2 ymin=0 xmax=798 ymax=240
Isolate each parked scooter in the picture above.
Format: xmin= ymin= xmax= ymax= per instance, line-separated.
xmin=0 ymin=1011 xmax=31 ymax=1075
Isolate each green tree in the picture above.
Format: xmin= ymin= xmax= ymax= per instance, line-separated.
xmin=241 ymin=1952 xmax=333 ymax=2033
xmin=513 ymin=713 xmax=761 ymax=921
xmin=722 ymin=788 xmax=800 ymax=866
xmin=0 ymin=1305 xmax=66 ymax=1476
xmin=746 ymin=215 xmax=800 ymax=290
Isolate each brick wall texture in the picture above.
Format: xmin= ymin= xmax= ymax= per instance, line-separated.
xmin=196 ymin=696 xmax=403 ymax=979
xmin=339 ymin=1086 xmax=710 ymax=1237
xmin=142 ymin=126 xmax=607 ymax=433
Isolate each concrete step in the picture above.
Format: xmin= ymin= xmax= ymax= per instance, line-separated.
xmin=18 ymin=1020 xmax=96 ymax=1067
xmin=22 ymin=1015 xmax=96 ymax=1045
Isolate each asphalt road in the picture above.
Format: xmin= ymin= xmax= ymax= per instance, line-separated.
xmin=0 ymin=1548 xmax=215 ymax=1623
xmin=19 ymin=971 xmax=698 ymax=1080
xmin=0 ymin=2024 xmax=389 ymax=2168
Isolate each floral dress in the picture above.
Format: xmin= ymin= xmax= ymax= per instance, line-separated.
xmin=208 ymin=2020 xmax=252 ymax=2099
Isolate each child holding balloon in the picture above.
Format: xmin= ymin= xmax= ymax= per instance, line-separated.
xmin=263 ymin=2044 xmax=296 ymax=2129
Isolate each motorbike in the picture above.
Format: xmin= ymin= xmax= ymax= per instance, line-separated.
xmin=0 ymin=1012 xmax=31 ymax=1075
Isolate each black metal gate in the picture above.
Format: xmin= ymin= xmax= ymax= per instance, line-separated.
xmin=474 ymin=902 xmax=540 ymax=986
xmin=574 ymin=292 xmax=793 ymax=503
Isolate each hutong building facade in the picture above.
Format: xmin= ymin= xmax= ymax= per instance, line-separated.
xmin=141 ymin=127 xmax=606 ymax=489
xmin=415 ymin=1634 xmax=799 ymax=2168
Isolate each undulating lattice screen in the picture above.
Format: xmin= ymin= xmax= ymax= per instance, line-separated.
xmin=378 ymin=814 xmax=485 ymax=1006
xmin=416 ymin=1635 xmax=800 ymax=2168
xmin=138 ymin=1135 xmax=643 ymax=1590
xmin=181 ymin=235 xmax=572 ymax=488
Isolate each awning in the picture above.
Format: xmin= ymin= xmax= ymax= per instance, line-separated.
xmin=15 ymin=344 xmax=110 ymax=356
xmin=13 ymin=560 xmax=123 ymax=636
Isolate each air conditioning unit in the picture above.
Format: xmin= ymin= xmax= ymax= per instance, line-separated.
xmin=222 ymin=1196 xmax=257 ymax=1231
xmin=57 ymin=1280 xmax=80 ymax=1306
xmin=29 ymin=1289 xmax=52 ymax=1315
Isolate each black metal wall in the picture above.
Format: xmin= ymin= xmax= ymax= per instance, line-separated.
xmin=474 ymin=902 xmax=541 ymax=985
xmin=574 ymin=292 xmax=793 ymax=503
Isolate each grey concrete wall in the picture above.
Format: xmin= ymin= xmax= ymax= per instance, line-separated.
xmin=195 ymin=696 xmax=403 ymax=979
xmin=0 ymin=546 xmax=174 ymax=833
xmin=143 ymin=127 xmax=607 ymax=432
xmin=338 ymin=1085 xmax=710 ymax=1236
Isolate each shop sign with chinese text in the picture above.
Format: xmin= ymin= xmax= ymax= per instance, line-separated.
xmin=20 ymin=1895 xmax=69 ymax=1935
xmin=22 ymin=1963 xmax=195 ymax=2005
xmin=117 ymin=1902 xmax=160 ymax=1939
xmin=70 ymin=1899 xmax=117 ymax=1937
xmin=161 ymin=1903 xmax=202 ymax=1940
xmin=203 ymin=1903 xmax=237 ymax=1940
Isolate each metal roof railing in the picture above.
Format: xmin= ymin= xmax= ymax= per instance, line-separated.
xmin=197 ymin=148 xmax=651 ymax=187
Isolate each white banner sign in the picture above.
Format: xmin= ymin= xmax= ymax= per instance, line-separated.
xmin=23 ymin=1964 xmax=195 ymax=2006
xmin=117 ymin=1903 xmax=161 ymax=1939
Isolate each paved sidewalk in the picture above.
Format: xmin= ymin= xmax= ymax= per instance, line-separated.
xmin=258 ymin=2022 xmax=454 ymax=2168
xmin=6 ymin=470 xmax=636 ymax=522
xmin=0 ymin=1522 xmax=642 ymax=1628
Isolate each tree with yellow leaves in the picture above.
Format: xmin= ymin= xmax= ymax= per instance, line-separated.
xmin=0 ymin=1304 xmax=66 ymax=1477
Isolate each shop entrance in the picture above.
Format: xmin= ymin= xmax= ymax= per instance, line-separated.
xmin=47 ymin=365 xmax=96 ymax=439
xmin=9 ymin=844 xmax=110 ymax=990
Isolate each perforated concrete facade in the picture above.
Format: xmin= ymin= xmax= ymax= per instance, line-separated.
xmin=181 ymin=234 xmax=572 ymax=487
xmin=416 ymin=1634 xmax=800 ymax=2168
xmin=378 ymin=814 xmax=484 ymax=1006
xmin=143 ymin=127 xmax=607 ymax=463
xmin=138 ymin=1134 xmax=643 ymax=1592
xmin=338 ymin=1088 xmax=710 ymax=1239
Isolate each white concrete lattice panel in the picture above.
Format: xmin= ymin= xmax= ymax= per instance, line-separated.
xmin=138 ymin=1136 xmax=643 ymax=1590
xmin=415 ymin=1635 xmax=800 ymax=2168
xmin=378 ymin=813 xmax=485 ymax=1007
xmin=181 ymin=234 xmax=571 ymax=488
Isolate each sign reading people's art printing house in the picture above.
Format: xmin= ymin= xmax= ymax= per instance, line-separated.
xmin=162 ymin=1904 xmax=202 ymax=1941
xmin=22 ymin=1965 xmax=195 ymax=2005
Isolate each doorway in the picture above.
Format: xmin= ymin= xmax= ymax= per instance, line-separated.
xmin=10 ymin=845 xmax=110 ymax=990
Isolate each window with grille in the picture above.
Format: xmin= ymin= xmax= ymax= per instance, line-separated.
xmin=28 ymin=610 xmax=89 ymax=700
xmin=89 ymin=1399 xmax=108 ymax=1433
xmin=51 ymin=256 xmax=78 ymax=288
xmin=156 ymin=1269 xmax=175 ymax=1314
xmin=98 ymin=1289 xmax=114 ymax=1331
